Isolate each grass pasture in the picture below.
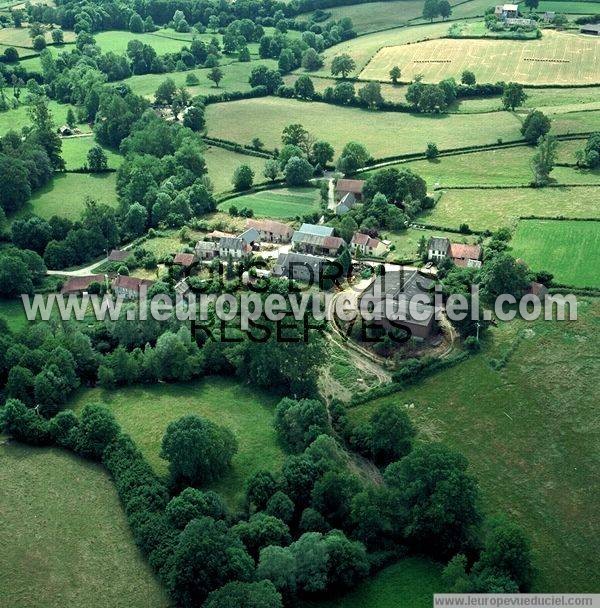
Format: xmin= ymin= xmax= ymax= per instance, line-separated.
xmin=362 ymin=141 xmax=600 ymax=187
xmin=0 ymin=440 xmax=169 ymax=608
xmin=359 ymin=30 xmax=600 ymax=85
xmin=510 ymin=219 xmax=600 ymax=287
xmin=0 ymin=99 xmax=87 ymax=135
xmin=69 ymin=378 xmax=285 ymax=507
xmin=0 ymin=27 xmax=75 ymax=48
xmin=94 ymin=30 xmax=194 ymax=55
xmin=352 ymin=300 xmax=600 ymax=592
xmin=218 ymin=187 xmax=321 ymax=218
xmin=384 ymin=227 xmax=480 ymax=260
xmin=19 ymin=172 xmax=118 ymax=221
xmin=203 ymin=145 xmax=269 ymax=194
xmin=536 ymin=0 xmax=600 ymax=13
xmin=422 ymin=185 xmax=600 ymax=230
xmin=206 ymin=97 xmax=524 ymax=158
xmin=120 ymin=59 xmax=278 ymax=99
xmin=306 ymin=558 xmax=443 ymax=608
xmin=60 ymin=136 xmax=123 ymax=170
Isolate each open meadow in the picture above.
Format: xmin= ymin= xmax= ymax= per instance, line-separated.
xmin=94 ymin=30 xmax=195 ymax=55
xmin=421 ymin=185 xmax=600 ymax=230
xmin=536 ymin=0 xmax=600 ymax=13
xmin=351 ymin=299 xmax=600 ymax=592
xmin=218 ymin=187 xmax=321 ymax=218
xmin=69 ymin=377 xmax=285 ymax=507
xmin=510 ymin=219 xmax=600 ymax=287
xmin=204 ymin=145 xmax=271 ymax=194
xmin=359 ymin=30 xmax=600 ymax=85
xmin=206 ymin=97 xmax=525 ymax=158
xmin=362 ymin=140 xmax=600 ymax=187
xmin=16 ymin=172 xmax=118 ymax=221
xmin=60 ymin=136 xmax=123 ymax=170
xmin=0 ymin=27 xmax=76 ymax=48
xmin=120 ymin=59 xmax=278 ymax=99
xmin=0 ymin=440 xmax=169 ymax=608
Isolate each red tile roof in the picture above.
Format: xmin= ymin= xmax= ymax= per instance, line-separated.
xmin=246 ymin=218 xmax=293 ymax=236
xmin=335 ymin=179 xmax=365 ymax=194
xmin=450 ymin=243 xmax=482 ymax=262
xmin=61 ymin=275 xmax=105 ymax=295
xmin=323 ymin=236 xmax=345 ymax=250
xmin=112 ymin=275 xmax=155 ymax=292
xmin=351 ymin=232 xmax=370 ymax=246
xmin=173 ymin=252 xmax=196 ymax=267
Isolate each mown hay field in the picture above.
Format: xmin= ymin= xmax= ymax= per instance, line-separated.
xmin=510 ymin=219 xmax=600 ymax=287
xmin=352 ymin=300 xmax=600 ymax=592
xmin=206 ymin=97 xmax=525 ymax=158
xmin=0 ymin=441 xmax=169 ymax=608
xmin=359 ymin=30 xmax=600 ymax=85
xmin=319 ymin=21 xmax=453 ymax=75
xmin=421 ymin=185 xmax=600 ymax=230
xmin=218 ymin=187 xmax=321 ymax=218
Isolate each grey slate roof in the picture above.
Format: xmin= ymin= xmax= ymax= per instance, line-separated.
xmin=274 ymin=252 xmax=327 ymax=282
xmin=296 ymin=223 xmax=334 ymax=237
xmin=219 ymin=236 xmax=244 ymax=250
xmin=428 ymin=237 xmax=451 ymax=252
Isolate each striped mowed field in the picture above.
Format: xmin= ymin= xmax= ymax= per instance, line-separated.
xmin=359 ymin=30 xmax=600 ymax=85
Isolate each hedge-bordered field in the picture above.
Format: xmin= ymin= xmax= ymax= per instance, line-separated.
xmin=206 ymin=97 xmax=525 ymax=158
xmin=203 ymin=146 xmax=270 ymax=195
xmin=218 ymin=187 xmax=321 ymax=218
xmin=0 ymin=441 xmax=169 ymax=608
xmin=60 ymin=136 xmax=123 ymax=170
xmin=120 ymin=59 xmax=278 ymax=99
xmin=359 ymin=30 xmax=600 ymax=85
xmin=0 ymin=26 xmax=76 ymax=48
xmin=510 ymin=219 xmax=600 ymax=287
xmin=421 ymin=185 xmax=600 ymax=230
xmin=69 ymin=378 xmax=285 ymax=507
xmin=351 ymin=300 xmax=600 ymax=592
xmin=15 ymin=172 xmax=119 ymax=221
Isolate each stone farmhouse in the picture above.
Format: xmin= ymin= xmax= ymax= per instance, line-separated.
xmin=245 ymin=219 xmax=293 ymax=243
xmin=427 ymin=237 xmax=482 ymax=268
xmin=350 ymin=232 xmax=388 ymax=257
xmin=292 ymin=223 xmax=345 ymax=256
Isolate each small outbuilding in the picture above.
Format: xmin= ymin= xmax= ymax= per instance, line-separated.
xmin=580 ymin=24 xmax=600 ymax=35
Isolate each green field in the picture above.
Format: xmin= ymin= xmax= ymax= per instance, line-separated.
xmin=0 ymin=99 xmax=88 ymax=135
xmin=511 ymin=219 xmax=600 ymax=287
xmin=17 ymin=172 xmax=118 ymax=221
xmin=303 ymin=0 xmax=477 ymax=35
xmin=219 ymin=187 xmax=321 ymax=218
xmin=306 ymin=558 xmax=443 ymax=608
xmin=60 ymin=136 xmax=123 ymax=170
xmin=0 ymin=440 xmax=169 ymax=608
xmin=384 ymin=227 xmax=480 ymax=260
xmin=206 ymin=97 xmax=525 ymax=159
xmin=360 ymin=30 xmax=600 ymax=85
xmin=120 ymin=59 xmax=278 ymax=99
xmin=422 ymin=185 xmax=600 ymax=230
xmin=0 ymin=27 xmax=75 ymax=48
xmin=93 ymin=30 xmax=194 ymax=55
xmin=352 ymin=299 xmax=600 ymax=592
xmin=69 ymin=378 xmax=285 ymax=507
xmin=536 ymin=0 xmax=600 ymax=13
xmin=203 ymin=145 xmax=270 ymax=194
xmin=362 ymin=141 xmax=600 ymax=187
